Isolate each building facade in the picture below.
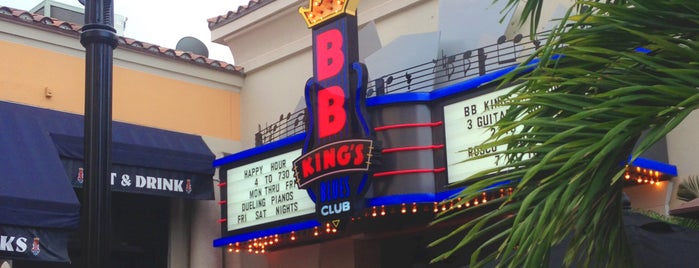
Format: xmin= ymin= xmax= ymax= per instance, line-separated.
xmin=208 ymin=0 xmax=696 ymax=267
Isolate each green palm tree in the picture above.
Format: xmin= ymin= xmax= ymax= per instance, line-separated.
xmin=431 ymin=0 xmax=699 ymax=267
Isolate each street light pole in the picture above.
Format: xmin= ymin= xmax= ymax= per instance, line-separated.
xmin=80 ymin=0 xmax=118 ymax=267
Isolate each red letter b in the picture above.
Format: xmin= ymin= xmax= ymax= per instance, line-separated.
xmin=317 ymin=86 xmax=346 ymax=138
xmin=315 ymin=29 xmax=344 ymax=81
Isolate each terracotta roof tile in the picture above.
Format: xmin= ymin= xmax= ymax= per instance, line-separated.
xmin=207 ymin=0 xmax=277 ymax=30
xmin=0 ymin=5 xmax=244 ymax=74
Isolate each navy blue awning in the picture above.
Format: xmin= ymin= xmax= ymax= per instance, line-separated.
xmin=0 ymin=106 xmax=80 ymax=230
xmin=0 ymin=101 xmax=215 ymax=201
xmin=0 ymin=101 xmax=216 ymax=261
xmin=0 ymin=103 xmax=79 ymax=262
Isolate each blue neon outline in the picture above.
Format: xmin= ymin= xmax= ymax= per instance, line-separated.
xmin=352 ymin=62 xmax=371 ymax=136
xmin=365 ymin=59 xmax=533 ymax=106
xmin=213 ymin=219 xmax=321 ymax=247
xmin=356 ymin=173 xmax=368 ymax=195
xmin=367 ymin=179 xmax=517 ymax=206
xmin=367 ymin=190 xmax=461 ymax=206
xmin=213 ymin=180 xmax=517 ymax=248
xmin=306 ymin=187 xmax=317 ymax=202
xmin=631 ymin=157 xmax=677 ymax=176
xmin=635 ymin=47 xmax=652 ymax=54
xmin=364 ymin=57 xmax=569 ymax=107
xmin=303 ymin=78 xmax=317 ymax=153
xmin=213 ymin=133 xmax=305 ymax=167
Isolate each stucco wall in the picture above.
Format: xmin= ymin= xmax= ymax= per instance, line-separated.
xmin=0 ymin=38 xmax=241 ymax=141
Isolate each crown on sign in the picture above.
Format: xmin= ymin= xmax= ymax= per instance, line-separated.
xmin=299 ymin=0 xmax=359 ymax=28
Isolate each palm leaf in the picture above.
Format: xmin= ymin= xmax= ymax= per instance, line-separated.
xmin=432 ymin=0 xmax=699 ymax=267
xmin=677 ymin=176 xmax=699 ymax=202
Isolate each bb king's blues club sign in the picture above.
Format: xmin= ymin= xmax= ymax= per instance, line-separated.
xmin=293 ymin=0 xmax=377 ymax=229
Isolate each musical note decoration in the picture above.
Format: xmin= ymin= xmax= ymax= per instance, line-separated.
xmin=496 ymin=33 xmax=524 ymax=64
xmin=373 ymin=75 xmax=393 ymax=96
xmin=432 ymin=50 xmax=457 ymax=80
xmin=462 ymin=50 xmax=473 ymax=76
xmin=254 ymin=110 xmax=308 ymax=146
xmin=405 ymin=72 xmax=412 ymax=90
xmin=533 ymin=39 xmax=542 ymax=49
xmin=477 ymin=48 xmax=487 ymax=75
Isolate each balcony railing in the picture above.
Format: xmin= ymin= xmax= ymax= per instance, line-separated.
xmin=254 ymin=31 xmax=549 ymax=146
xmin=367 ymin=31 xmax=548 ymax=96
xmin=255 ymin=109 xmax=308 ymax=146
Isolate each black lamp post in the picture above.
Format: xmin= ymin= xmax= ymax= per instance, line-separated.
xmin=79 ymin=0 xmax=118 ymax=267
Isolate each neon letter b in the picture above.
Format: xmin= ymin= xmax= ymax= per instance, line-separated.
xmin=317 ymin=86 xmax=346 ymax=138
xmin=315 ymin=29 xmax=344 ymax=81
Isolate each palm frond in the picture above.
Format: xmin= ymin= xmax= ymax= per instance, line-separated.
xmin=677 ymin=175 xmax=699 ymax=202
xmin=433 ymin=0 xmax=699 ymax=267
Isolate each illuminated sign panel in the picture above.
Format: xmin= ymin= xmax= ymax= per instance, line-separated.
xmin=226 ymin=149 xmax=315 ymax=232
xmin=444 ymin=87 xmax=514 ymax=184
xmin=310 ymin=20 xmax=357 ymax=142
xmin=294 ymin=139 xmax=372 ymax=187
xmin=294 ymin=0 xmax=375 ymax=229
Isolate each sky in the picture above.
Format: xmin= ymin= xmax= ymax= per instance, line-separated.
xmin=0 ymin=0 xmax=250 ymax=63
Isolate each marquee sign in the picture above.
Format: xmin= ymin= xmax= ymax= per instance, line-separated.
xmin=293 ymin=0 xmax=376 ymax=229
xmin=226 ymin=149 xmax=316 ymax=232
xmin=444 ymin=86 xmax=517 ymax=183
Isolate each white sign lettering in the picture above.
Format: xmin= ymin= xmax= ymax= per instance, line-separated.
xmin=226 ymin=149 xmax=315 ymax=232
xmin=109 ymin=173 xmax=187 ymax=193
xmin=0 ymin=235 xmax=27 ymax=253
xmin=444 ymin=86 xmax=518 ymax=183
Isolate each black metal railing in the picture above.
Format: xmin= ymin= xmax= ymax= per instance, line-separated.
xmin=366 ymin=31 xmax=548 ymax=96
xmin=254 ymin=109 xmax=308 ymax=146
xmin=254 ymin=31 xmax=550 ymax=146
